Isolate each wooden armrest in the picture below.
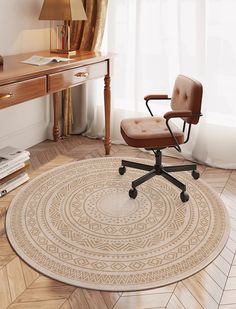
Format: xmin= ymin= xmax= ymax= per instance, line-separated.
xmin=144 ymin=94 xmax=170 ymax=101
xmin=164 ymin=110 xmax=192 ymax=120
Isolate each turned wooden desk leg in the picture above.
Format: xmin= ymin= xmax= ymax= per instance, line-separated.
xmin=53 ymin=92 xmax=60 ymax=142
xmin=104 ymin=74 xmax=111 ymax=155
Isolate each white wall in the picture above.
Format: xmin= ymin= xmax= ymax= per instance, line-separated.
xmin=0 ymin=0 xmax=51 ymax=150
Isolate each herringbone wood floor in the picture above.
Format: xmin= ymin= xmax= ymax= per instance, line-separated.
xmin=0 ymin=136 xmax=236 ymax=309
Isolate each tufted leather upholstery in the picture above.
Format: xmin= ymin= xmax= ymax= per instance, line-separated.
xmin=121 ymin=117 xmax=184 ymax=148
xmin=121 ymin=75 xmax=203 ymax=149
xmin=171 ymin=75 xmax=203 ymax=124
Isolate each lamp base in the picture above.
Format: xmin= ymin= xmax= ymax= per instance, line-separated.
xmin=50 ymin=49 xmax=77 ymax=56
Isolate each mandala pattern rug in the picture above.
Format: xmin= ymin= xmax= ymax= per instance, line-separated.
xmin=6 ymin=157 xmax=230 ymax=291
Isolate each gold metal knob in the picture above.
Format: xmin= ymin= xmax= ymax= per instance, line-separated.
xmin=0 ymin=93 xmax=13 ymax=100
xmin=75 ymin=72 xmax=89 ymax=78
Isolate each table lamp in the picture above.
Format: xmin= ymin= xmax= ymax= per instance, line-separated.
xmin=39 ymin=0 xmax=87 ymax=55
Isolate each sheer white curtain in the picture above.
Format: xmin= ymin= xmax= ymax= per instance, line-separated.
xmin=86 ymin=0 xmax=236 ymax=168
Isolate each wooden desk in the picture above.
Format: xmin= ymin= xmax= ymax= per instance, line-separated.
xmin=0 ymin=51 xmax=111 ymax=155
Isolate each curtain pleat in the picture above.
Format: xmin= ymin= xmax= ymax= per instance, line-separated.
xmin=91 ymin=0 xmax=108 ymax=51
xmin=62 ymin=0 xmax=108 ymax=137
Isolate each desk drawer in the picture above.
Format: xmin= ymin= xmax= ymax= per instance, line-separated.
xmin=0 ymin=77 xmax=47 ymax=109
xmin=48 ymin=61 xmax=108 ymax=93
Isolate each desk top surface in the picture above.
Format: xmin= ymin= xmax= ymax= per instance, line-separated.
xmin=0 ymin=50 xmax=111 ymax=86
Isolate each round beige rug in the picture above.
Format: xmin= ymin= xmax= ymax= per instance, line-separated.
xmin=6 ymin=157 xmax=230 ymax=291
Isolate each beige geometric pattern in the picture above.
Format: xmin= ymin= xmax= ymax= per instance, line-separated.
xmin=6 ymin=157 xmax=230 ymax=291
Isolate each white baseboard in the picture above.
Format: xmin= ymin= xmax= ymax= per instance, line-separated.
xmin=0 ymin=120 xmax=50 ymax=150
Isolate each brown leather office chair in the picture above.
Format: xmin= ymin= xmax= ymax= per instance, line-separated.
xmin=119 ymin=75 xmax=203 ymax=202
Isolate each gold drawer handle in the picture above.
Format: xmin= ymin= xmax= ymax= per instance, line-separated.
xmin=0 ymin=93 xmax=13 ymax=100
xmin=75 ymin=72 xmax=89 ymax=78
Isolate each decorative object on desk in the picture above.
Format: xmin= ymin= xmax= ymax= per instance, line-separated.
xmin=0 ymin=55 xmax=3 ymax=65
xmin=62 ymin=0 xmax=108 ymax=137
xmin=6 ymin=157 xmax=230 ymax=291
xmin=39 ymin=0 xmax=87 ymax=55
xmin=0 ymin=146 xmax=30 ymax=197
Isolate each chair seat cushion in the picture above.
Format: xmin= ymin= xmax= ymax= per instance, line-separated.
xmin=120 ymin=117 xmax=184 ymax=148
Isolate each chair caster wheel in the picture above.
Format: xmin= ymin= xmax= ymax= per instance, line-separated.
xmin=180 ymin=191 xmax=189 ymax=203
xmin=119 ymin=166 xmax=126 ymax=175
xmin=129 ymin=188 xmax=137 ymax=199
xmin=192 ymin=170 xmax=200 ymax=180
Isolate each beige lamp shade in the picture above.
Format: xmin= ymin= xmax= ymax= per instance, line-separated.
xmin=39 ymin=0 xmax=87 ymax=21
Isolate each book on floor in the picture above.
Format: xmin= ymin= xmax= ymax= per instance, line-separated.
xmin=0 ymin=146 xmax=30 ymax=171
xmin=0 ymin=172 xmax=29 ymax=198
xmin=0 ymin=162 xmax=30 ymax=184
xmin=0 ymin=161 xmax=30 ymax=180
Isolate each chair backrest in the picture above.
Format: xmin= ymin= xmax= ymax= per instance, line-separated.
xmin=171 ymin=75 xmax=203 ymax=124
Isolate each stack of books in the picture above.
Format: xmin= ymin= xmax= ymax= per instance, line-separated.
xmin=0 ymin=146 xmax=30 ymax=197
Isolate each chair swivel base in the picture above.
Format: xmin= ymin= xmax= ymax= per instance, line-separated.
xmin=119 ymin=152 xmax=200 ymax=203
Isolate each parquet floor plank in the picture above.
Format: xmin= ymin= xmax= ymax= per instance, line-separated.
xmin=174 ymin=282 xmax=203 ymax=309
xmin=0 ymin=202 xmax=7 ymax=236
xmin=20 ymin=260 xmax=40 ymax=287
xmin=224 ymin=276 xmax=236 ymax=290
xmin=233 ymin=255 xmax=236 ymax=266
xmin=81 ymin=289 xmax=109 ymax=309
xmin=6 ymin=257 xmax=26 ymax=301
xmin=230 ymin=228 xmax=236 ymax=241
xmin=14 ymin=286 xmax=76 ymax=303
xmin=0 ymin=266 xmax=12 ymax=309
xmin=0 ymin=236 xmax=15 ymax=256
xmin=226 ymin=237 xmax=236 ymax=255
xmin=182 ymin=276 xmax=218 ymax=309
xmin=196 ymin=270 xmax=224 ymax=303
xmin=205 ymin=262 xmax=227 ymax=289
xmin=223 ymin=171 xmax=236 ymax=194
xmin=200 ymin=168 xmax=231 ymax=194
xmin=101 ymin=291 xmax=121 ymax=309
xmin=166 ymin=294 xmax=185 ymax=309
xmin=0 ymin=254 xmax=15 ymax=269
xmin=67 ymin=289 xmax=90 ymax=309
xmin=213 ymin=254 xmax=231 ymax=276
xmin=0 ymin=217 xmax=6 ymax=236
xmin=59 ymin=300 xmax=72 ymax=309
xmin=229 ymin=265 xmax=236 ymax=277
xmin=113 ymin=293 xmax=171 ymax=309
xmin=220 ymin=290 xmax=236 ymax=305
xmin=8 ymin=299 xmax=66 ymax=309
xmin=29 ymin=276 xmax=68 ymax=289
xmin=219 ymin=305 xmax=236 ymax=309
xmin=220 ymin=246 xmax=235 ymax=267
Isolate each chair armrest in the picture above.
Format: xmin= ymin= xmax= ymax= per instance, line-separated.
xmin=164 ymin=110 xmax=192 ymax=120
xmin=145 ymin=95 xmax=170 ymax=117
xmin=144 ymin=94 xmax=170 ymax=101
xmin=163 ymin=110 xmax=192 ymax=152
